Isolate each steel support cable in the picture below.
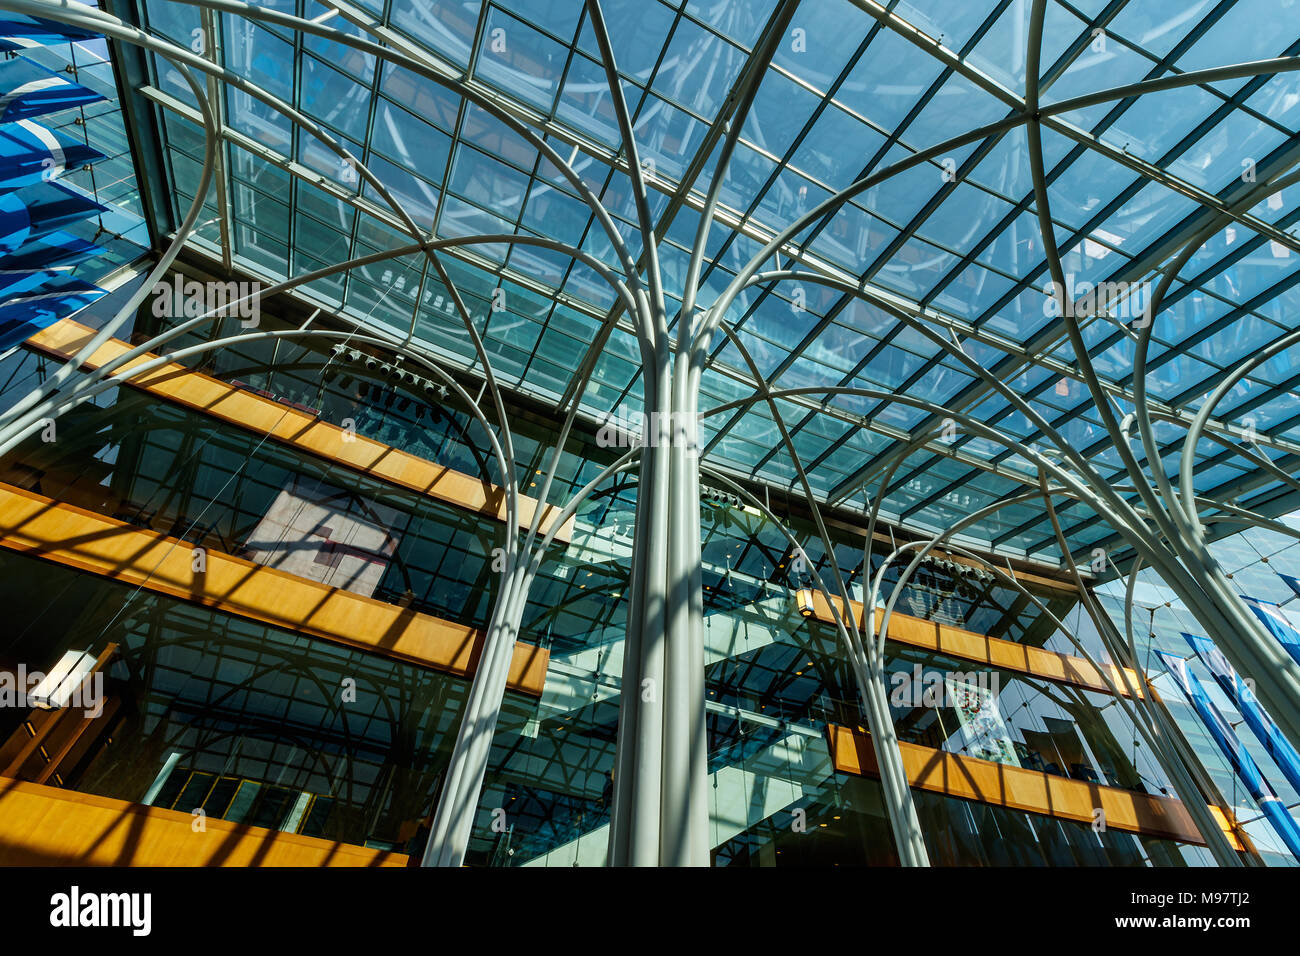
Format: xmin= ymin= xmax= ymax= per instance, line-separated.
xmin=714 ymin=318 xmax=931 ymax=865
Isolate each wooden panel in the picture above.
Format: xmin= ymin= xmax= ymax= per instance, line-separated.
xmin=0 ymin=483 xmax=548 ymax=696
xmin=809 ymin=590 xmax=1144 ymax=698
xmin=39 ymin=698 xmax=122 ymax=786
xmin=0 ymin=778 xmax=407 ymax=866
xmin=26 ymin=319 xmax=574 ymax=544
xmin=827 ymin=723 xmax=1245 ymax=850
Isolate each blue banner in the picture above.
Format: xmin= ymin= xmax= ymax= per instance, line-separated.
xmin=1 ymin=229 xmax=100 ymax=271
xmin=0 ymin=15 xmax=100 ymax=53
xmin=11 ymin=181 xmax=106 ymax=238
xmin=0 ymin=276 xmax=101 ymax=349
xmin=0 ymin=122 xmax=104 ymax=192
xmin=1241 ymin=594 xmax=1300 ymax=666
xmin=0 ymin=267 xmax=63 ymax=301
xmin=1158 ymin=651 xmax=1300 ymax=859
xmin=0 ymin=59 xmax=102 ymax=122
xmin=0 ymin=32 xmax=107 ymax=349
xmin=1184 ymin=632 xmax=1300 ymax=799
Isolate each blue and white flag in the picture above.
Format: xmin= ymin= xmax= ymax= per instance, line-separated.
xmin=0 ymin=188 xmax=29 ymax=254
xmin=1184 ymin=632 xmax=1300 ymax=798
xmin=0 ymin=58 xmax=102 ymax=122
xmin=0 ymin=280 xmax=102 ymax=349
xmin=1 ymin=228 xmax=100 ymax=271
xmin=0 ymin=266 xmax=66 ymax=301
xmin=11 ymin=180 xmax=106 ymax=239
xmin=0 ymin=77 xmax=107 ymax=349
xmin=1158 ymin=650 xmax=1300 ymax=859
xmin=0 ymin=121 xmax=103 ymax=191
xmin=1278 ymin=573 xmax=1300 ymax=603
xmin=1241 ymin=594 xmax=1300 ymax=667
xmin=0 ymin=15 xmax=100 ymax=53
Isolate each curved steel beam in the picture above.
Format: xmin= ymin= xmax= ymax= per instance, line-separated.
xmin=0 ymin=51 xmax=217 ymax=435
xmin=714 ymin=318 xmax=930 ymax=865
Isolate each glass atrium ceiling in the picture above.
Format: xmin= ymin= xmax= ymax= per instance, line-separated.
xmin=116 ymin=0 xmax=1300 ymax=567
